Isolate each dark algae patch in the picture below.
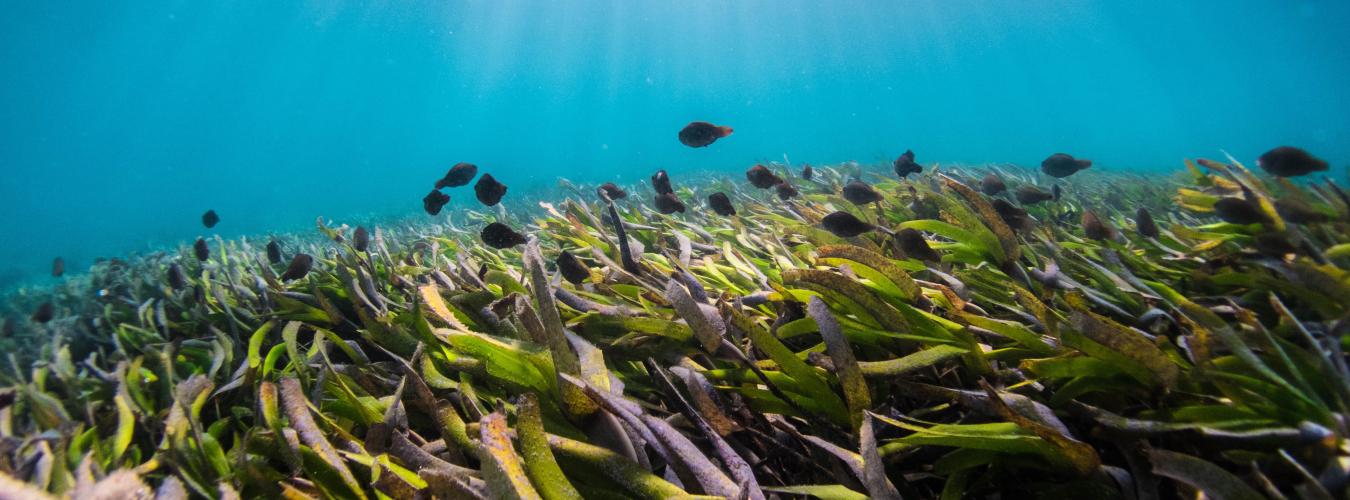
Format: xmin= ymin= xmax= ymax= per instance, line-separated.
xmin=4 ymin=146 xmax=1350 ymax=500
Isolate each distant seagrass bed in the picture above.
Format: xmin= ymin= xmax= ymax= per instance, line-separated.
xmin=1 ymin=151 xmax=1347 ymax=498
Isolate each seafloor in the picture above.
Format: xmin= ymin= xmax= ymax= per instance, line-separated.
xmin=0 ymin=156 xmax=1346 ymax=499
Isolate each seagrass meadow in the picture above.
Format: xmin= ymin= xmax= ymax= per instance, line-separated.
xmin=1 ymin=156 xmax=1349 ymax=499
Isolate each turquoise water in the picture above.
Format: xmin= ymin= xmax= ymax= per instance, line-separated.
xmin=2 ymin=1 xmax=1347 ymax=287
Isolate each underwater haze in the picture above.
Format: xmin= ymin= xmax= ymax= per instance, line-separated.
xmin=2 ymin=0 xmax=1347 ymax=286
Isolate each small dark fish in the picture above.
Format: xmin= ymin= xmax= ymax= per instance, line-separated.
xmin=474 ymin=174 xmax=508 ymax=206
xmin=481 ymin=222 xmax=528 ymax=249
xmin=280 ymin=253 xmax=314 ymax=281
xmin=893 ymin=150 xmax=921 ymax=178
xmin=1 ymin=317 xmax=13 ymax=337
xmin=1082 ymin=210 xmax=1114 ymax=240
xmin=1041 ymin=153 xmax=1092 ymax=178
xmin=267 ymin=240 xmax=283 ymax=264
xmin=31 ymin=302 xmax=54 ymax=324
xmin=202 ymin=209 xmax=220 ymax=229
xmin=1258 ymin=146 xmax=1328 ymax=177
xmin=746 ymin=165 xmax=783 ymax=189
xmin=1014 ymin=185 xmax=1054 ymax=205
xmin=991 ymin=199 xmax=1029 ymax=229
xmin=167 ymin=263 xmax=186 ymax=290
xmin=801 ymin=164 xmax=813 ymax=180
xmin=980 ymin=174 xmax=1006 ymax=196
xmin=556 ymin=250 xmax=590 ymax=285
xmin=841 ymin=181 xmax=883 ymax=205
xmin=821 ymin=211 xmax=874 ymax=238
xmin=193 ymin=238 xmax=210 ymax=262
xmin=1275 ymin=198 xmax=1332 ymax=224
xmin=0 ymin=390 xmax=14 ymax=410
xmin=51 ymin=257 xmax=64 ymax=278
xmin=896 ymin=228 xmax=941 ymax=262
xmin=678 ymin=121 xmax=733 ymax=148
xmin=436 ymin=162 xmax=478 ymax=188
xmin=1213 ymin=197 xmax=1267 ymax=225
xmin=598 ymin=182 xmax=628 ymax=200
xmin=353 ymin=226 xmax=370 ymax=252
xmin=1136 ymin=207 xmax=1160 ymax=238
xmin=654 ymin=192 xmax=687 ymax=214
xmin=707 ymin=192 xmax=736 ymax=216
xmin=1052 ymin=184 xmax=1062 ymax=201
xmin=423 ymin=189 xmax=451 ymax=215
xmin=774 ymin=181 xmax=799 ymax=200
xmin=651 ymin=170 xmax=674 ymax=195
xmin=1253 ymin=233 xmax=1298 ymax=257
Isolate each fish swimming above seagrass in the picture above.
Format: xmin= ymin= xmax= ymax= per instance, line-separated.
xmin=893 ymin=150 xmax=921 ymax=178
xmin=821 ymin=211 xmax=874 ymax=237
xmin=436 ymin=162 xmax=478 ymax=188
xmin=481 ymin=222 xmax=527 ymax=249
xmin=1258 ymin=146 xmax=1327 ymax=177
xmin=678 ymin=121 xmax=733 ymax=148
xmin=1041 ymin=153 xmax=1091 ymax=178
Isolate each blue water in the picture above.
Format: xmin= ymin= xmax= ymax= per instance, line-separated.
xmin=2 ymin=1 xmax=1348 ymax=287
